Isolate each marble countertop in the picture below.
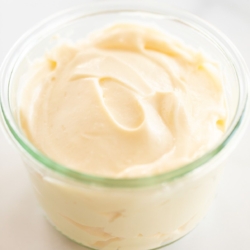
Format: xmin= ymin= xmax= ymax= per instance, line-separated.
xmin=1 ymin=0 xmax=250 ymax=249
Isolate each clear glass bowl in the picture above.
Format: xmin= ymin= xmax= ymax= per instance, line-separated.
xmin=0 ymin=1 xmax=249 ymax=250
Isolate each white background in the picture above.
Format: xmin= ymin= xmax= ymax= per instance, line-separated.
xmin=1 ymin=0 xmax=250 ymax=249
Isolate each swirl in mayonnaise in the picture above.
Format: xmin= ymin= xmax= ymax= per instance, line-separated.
xmin=19 ymin=23 xmax=227 ymax=178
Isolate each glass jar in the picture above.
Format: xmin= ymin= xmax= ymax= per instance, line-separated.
xmin=0 ymin=1 xmax=249 ymax=250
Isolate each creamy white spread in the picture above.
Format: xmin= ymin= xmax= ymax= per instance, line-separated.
xmin=19 ymin=23 xmax=228 ymax=250
xmin=19 ymin=23 xmax=227 ymax=178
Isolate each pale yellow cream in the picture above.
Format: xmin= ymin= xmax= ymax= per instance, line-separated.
xmin=19 ymin=23 xmax=226 ymax=178
xmin=19 ymin=23 xmax=228 ymax=250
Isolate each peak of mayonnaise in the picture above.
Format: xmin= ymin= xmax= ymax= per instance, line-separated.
xmin=19 ymin=23 xmax=227 ymax=178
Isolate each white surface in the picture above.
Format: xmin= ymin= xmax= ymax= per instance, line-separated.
xmin=1 ymin=0 xmax=250 ymax=249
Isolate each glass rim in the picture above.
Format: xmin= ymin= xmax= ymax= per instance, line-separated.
xmin=0 ymin=0 xmax=249 ymax=188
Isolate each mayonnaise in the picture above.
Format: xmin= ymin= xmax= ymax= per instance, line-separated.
xmin=19 ymin=23 xmax=227 ymax=250
xmin=19 ymin=23 xmax=227 ymax=178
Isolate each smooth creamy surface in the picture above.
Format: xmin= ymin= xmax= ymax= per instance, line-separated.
xmin=19 ymin=23 xmax=227 ymax=177
xmin=19 ymin=23 xmax=228 ymax=250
